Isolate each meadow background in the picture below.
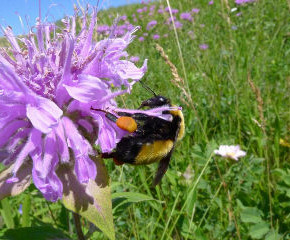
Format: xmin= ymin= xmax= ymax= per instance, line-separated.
xmin=0 ymin=0 xmax=290 ymax=239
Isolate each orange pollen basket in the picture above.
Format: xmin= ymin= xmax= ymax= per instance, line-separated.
xmin=116 ymin=116 xmax=137 ymax=133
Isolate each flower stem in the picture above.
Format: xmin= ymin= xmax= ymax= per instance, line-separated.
xmin=73 ymin=213 xmax=85 ymax=240
xmin=214 ymin=159 xmax=241 ymax=240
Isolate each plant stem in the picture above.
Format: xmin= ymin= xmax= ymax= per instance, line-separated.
xmin=73 ymin=213 xmax=85 ymax=240
xmin=214 ymin=160 xmax=241 ymax=240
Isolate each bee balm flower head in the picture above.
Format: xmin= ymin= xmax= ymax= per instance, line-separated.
xmin=0 ymin=8 xmax=148 ymax=202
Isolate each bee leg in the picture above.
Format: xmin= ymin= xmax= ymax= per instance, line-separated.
xmin=117 ymin=112 xmax=150 ymax=121
xmin=101 ymin=152 xmax=114 ymax=158
xmin=101 ymin=152 xmax=124 ymax=166
xmin=113 ymin=158 xmax=124 ymax=166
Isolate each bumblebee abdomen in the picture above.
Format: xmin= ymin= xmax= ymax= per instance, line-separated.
xmin=134 ymin=140 xmax=174 ymax=165
xmin=169 ymin=109 xmax=185 ymax=141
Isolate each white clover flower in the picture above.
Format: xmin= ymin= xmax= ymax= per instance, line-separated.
xmin=214 ymin=145 xmax=246 ymax=161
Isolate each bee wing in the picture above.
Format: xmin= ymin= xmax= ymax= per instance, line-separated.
xmin=153 ymin=116 xmax=182 ymax=186
xmin=152 ymin=149 xmax=173 ymax=186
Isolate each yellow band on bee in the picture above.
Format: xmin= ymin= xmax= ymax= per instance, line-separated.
xmin=135 ymin=140 xmax=174 ymax=165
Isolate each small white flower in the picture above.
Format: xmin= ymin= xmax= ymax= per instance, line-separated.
xmin=231 ymin=7 xmax=238 ymax=12
xmin=214 ymin=145 xmax=246 ymax=161
xmin=183 ymin=165 xmax=194 ymax=181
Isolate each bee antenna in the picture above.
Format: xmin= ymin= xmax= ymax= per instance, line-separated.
xmin=140 ymin=81 xmax=157 ymax=97
xmin=90 ymin=107 xmax=106 ymax=113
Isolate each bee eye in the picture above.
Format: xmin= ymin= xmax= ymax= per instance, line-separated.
xmin=157 ymin=97 xmax=165 ymax=103
xmin=158 ymin=96 xmax=169 ymax=105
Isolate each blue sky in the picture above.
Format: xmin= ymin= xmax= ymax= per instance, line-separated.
xmin=0 ymin=0 xmax=140 ymax=36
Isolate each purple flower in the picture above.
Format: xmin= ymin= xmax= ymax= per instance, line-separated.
xmin=209 ymin=0 xmax=214 ymax=5
xmin=119 ymin=15 xmax=127 ymax=21
xmin=199 ymin=44 xmax=209 ymax=50
xmin=235 ymin=0 xmax=255 ymax=4
xmin=138 ymin=36 xmax=145 ymax=42
xmin=236 ymin=12 xmax=242 ymax=17
xmin=97 ymin=25 xmax=110 ymax=35
xmin=137 ymin=8 xmax=143 ymax=13
xmin=0 ymin=9 xmax=147 ymax=202
xmin=126 ymin=23 xmax=135 ymax=31
xmin=146 ymin=20 xmax=157 ymax=31
xmin=166 ymin=16 xmax=176 ymax=24
xmin=153 ymin=34 xmax=160 ymax=40
xmin=163 ymin=33 xmax=168 ymax=38
xmin=192 ymin=8 xmax=200 ymax=13
xmin=112 ymin=26 xmax=126 ymax=37
xmin=172 ymin=9 xmax=179 ymax=14
xmin=158 ymin=8 xmax=164 ymax=14
xmin=166 ymin=16 xmax=183 ymax=29
xmin=143 ymin=32 xmax=148 ymax=36
xmin=130 ymin=56 xmax=140 ymax=63
xmin=174 ymin=21 xmax=183 ymax=29
xmin=165 ymin=7 xmax=179 ymax=14
xmin=180 ymin=12 xmax=193 ymax=22
xmin=19 ymin=204 xmax=23 ymax=215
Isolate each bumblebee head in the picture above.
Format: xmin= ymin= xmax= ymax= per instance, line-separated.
xmin=139 ymin=95 xmax=171 ymax=109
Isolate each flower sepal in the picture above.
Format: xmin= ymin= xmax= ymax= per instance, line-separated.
xmin=0 ymin=162 xmax=32 ymax=201
xmin=56 ymin=155 xmax=115 ymax=240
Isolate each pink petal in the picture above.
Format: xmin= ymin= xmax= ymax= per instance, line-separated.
xmin=26 ymin=97 xmax=62 ymax=134
xmin=64 ymin=75 xmax=109 ymax=103
xmin=94 ymin=113 xmax=117 ymax=153
xmin=75 ymin=155 xmax=97 ymax=183
xmin=0 ymin=120 xmax=29 ymax=148
xmin=114 ymin=59 xmax=147 ymax=80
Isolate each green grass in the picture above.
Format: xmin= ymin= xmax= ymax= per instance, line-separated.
xmin=1 ymin=0 xmax=290 ymax=239
xmin=100 ymin=0 xmax=290 ymax=239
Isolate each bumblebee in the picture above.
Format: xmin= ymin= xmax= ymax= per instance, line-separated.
xmin=92 ymin=95 xmax=184 ymax=186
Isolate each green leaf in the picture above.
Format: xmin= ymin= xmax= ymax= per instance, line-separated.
xmin=21 ymin=194 xmax=31 ymax=227
xmin=0 ymin=226 xmax=70 ymax=240
xmin=112 ymin=191 xmax=155 ymax=202
xmin=240 ymin=207 xmax=263 ymax=223
xmin=280 ymin=201 xmax=290 ymax=208
xmin=112 ymin=192 xmax=156 ymax=213
xmin=0 ymin=198 xmax=15 ymax=228
xmin=185 ymin=188 xmax=197 ymax=214
xmin=0 ymin=162 xmax=32 ymax=201
xmin=194 ymin=227 xmax=207 ymax=240
xmin=283 ymin=175 xmax=290 ymax=186
xmin=249 ymin=222 xmax=270 ymax=239
xmin=286 ymin=189 xmax=290 ymax=198
xmin=265 ymin=230 xmax=282 ymax=240
xmin=57 ymin=157 xmax=115 ymax=240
